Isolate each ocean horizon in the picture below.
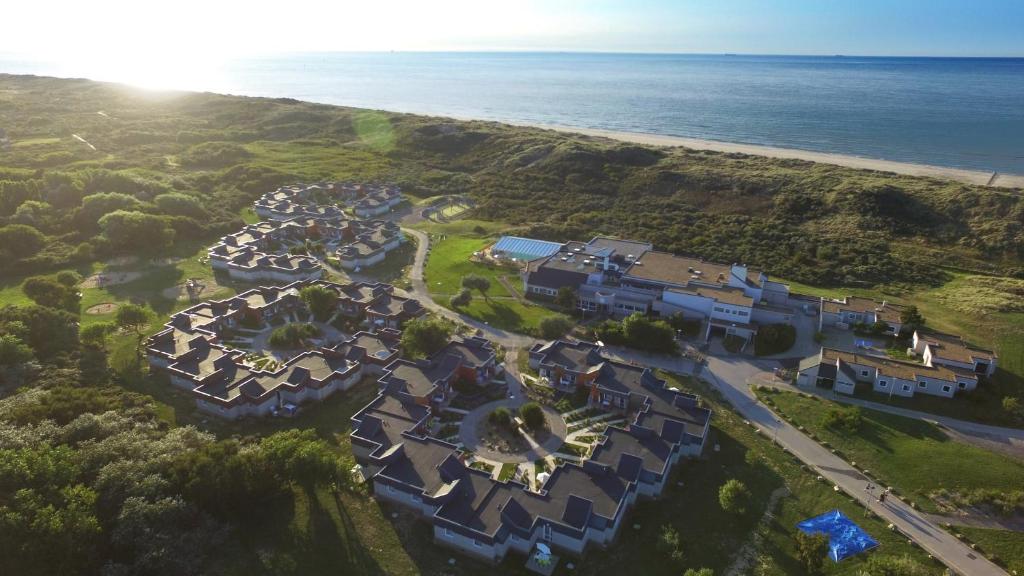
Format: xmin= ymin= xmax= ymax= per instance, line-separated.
xmin=3 ymin=52 xmax=1023 ymax=174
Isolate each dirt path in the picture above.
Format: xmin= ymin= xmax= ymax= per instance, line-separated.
xmin=726 ymin=486 xmax=790 ymax=576
xmin=79 ymin=271 xmax=145 ymax=289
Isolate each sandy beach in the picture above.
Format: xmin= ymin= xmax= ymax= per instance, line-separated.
xmin=521 ymin=122 xmax=1024 ymax=189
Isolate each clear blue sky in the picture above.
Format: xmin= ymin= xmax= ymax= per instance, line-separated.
xmin=3 ymin=0 xmax=1022 ymax=57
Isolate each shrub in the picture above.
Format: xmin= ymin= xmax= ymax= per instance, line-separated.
xmin=449 ymin=288 xmax=472 ymax=308
xmin=821 ymin=405 xmax=863 ymax=433
xmin=461 ymin=274 xmax=491 ymax=299
xmin=489 ymin=407 xmax=512 ymax=428
xmin=299 ymin=285 xmax=337 ymax=321
xmin=538 ymin=316 xmax=573 ymax=339
xmin=400 ymin=317 xmax=453 ymax=358
xmin=718 ymin=479 xmax=751 ymax=514
xmin=795 ymin=531 xmax=829 ymax=575
xmin=519 ymin=402 xmax=545 ymax=431
xmin=657 ymin=523 xmax=685 ymax=565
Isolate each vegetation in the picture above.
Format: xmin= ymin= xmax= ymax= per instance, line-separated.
xmin=794 ymin=531 xmax=829 ymax=575
xmin=554 ymin=286 xmax=577 ymax=310
xmin=538 ymin=315 xmax=574 ymax=339
xmin=488 ymin=407 xmax=512 ymax=428
xmin=899 ymin=304 xmax=926 ymax=335
xmin=299 ymin=284 xmax=337 ymax=321
xmin=399 ymin=316 xmax=453 ymax=358
xmin=754 ymin=323 xmax=797 ymax=356
xmin=267 ymin=323 xmax=319 ymax=349
xmin=718 ymin=479 xmax=751 ymax=515
xmin=449 ymin=288 xmax=472 ymax=308
xmin=767 ymin=390 xmax=1024 ymax=513
xmin=460 ymin=274 xmax=491 ymax=300
xmin=518 ymin=402 xmax=545 ymax=431
xmin=595 ymin=313 xmax=677 ymax=354
xmin=658 ymin=523 xmax=686 ymax=565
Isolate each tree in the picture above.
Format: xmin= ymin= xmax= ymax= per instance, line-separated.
xmin=899 ymin=305 xmax=925 ymax=333
xmin=518 ymin=402 xmax=545 ymax=431
xmin=259 ymin=429 xmax=342 ymax=485
xmin=461 ymin=274 xmax=491 ymax=300
xmin=0 ymin=334 xmax=33 ymax=366
xmin=116 ymin=304 xmax=150 ymax=352
xmin=267 ymin=323 xmax=319 ymax=349
xmin=538 ymin=316 xmax=573 ymax=339
xmin=98 ymin=210 xmax=174 ymax=255
xmin=657 ymin=523 xmax=685 ymax=565
xmin=54 ymin=270 xmax=82 ymax=288
xmin=154 ymin=192 xmax=206 ymax=218
xmin=794 ymin=531 xmax=829 ymax=575
xmin=822 ymin=406 xmax=863 ymax=432
xmin=0 ymin=305 xmax=79 ymax=360
xmin=299 ymin=285 xmax=337 ymax=321
xmin=860 ymin=553 xmax=932 ymax=576
xmin=622 ymin=313 xmax=676 ymax=354
xmin=489 ymin=407 xmax=512 ymax=428
xmin=554 ymin=286 xmax=577 ymax=310
xmin=22 ymin=276 xmax=80 ymax=312
xmin=80 ymin=322 xmax=115 ymax=350
xmin=76 ymin=192 xmax=142 ymax=229
xmin=683 ymin=569 xmax=714 ymax=576
xmin=718 ymin=479 xmax=751 ymax=514
xmin=400 ymin=317 xmax=453 ymax=358
xmin=0 ymin=224 xmax=45 ymax=263
xmin=450 ymin=288 xmax=472 ymax=308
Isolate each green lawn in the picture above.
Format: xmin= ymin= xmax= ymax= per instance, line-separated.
xmin=763 ymin=390 xmax=1024 ymax=513
xmin=422 ymin=225 xmax=567 ymax=335
xmin=957 ymin=527 xmax=1024 ymax=574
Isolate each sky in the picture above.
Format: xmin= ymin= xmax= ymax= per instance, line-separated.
xmin=2 ymin=0 xmax=1021 ymax=58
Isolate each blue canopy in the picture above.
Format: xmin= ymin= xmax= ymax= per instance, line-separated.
xmin=797 ymin=509 xmax=879 ymax=562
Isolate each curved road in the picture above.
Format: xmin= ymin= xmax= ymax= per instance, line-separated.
xmin=389 ymin=226 xmax=1006 ymax=575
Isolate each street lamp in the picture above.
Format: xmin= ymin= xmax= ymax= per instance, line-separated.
xmin=774 ymin=418 xmax=782 ymax=444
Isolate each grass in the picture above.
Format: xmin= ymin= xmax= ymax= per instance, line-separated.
xmin=765 ymin=390 xmax=1024 ymax=513
xmin=568 ymin=373 xmax=937 ymax=576
xmin=350 ymin=236 xmax=416 ymax=287
xmin=422 ymin=225 xmax=568 ymax=335
xmin=497 ymin=462 xmax=518 ymax=482
xmin=956 ymin=527 xmax=1024 ymax=573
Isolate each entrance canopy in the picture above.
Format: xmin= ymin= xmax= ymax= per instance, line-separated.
xmin=797 ymin=509 xmax=879 ymax=562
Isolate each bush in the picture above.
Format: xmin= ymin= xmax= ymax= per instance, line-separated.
xmin=595 ymin=313 xmax=676 ymax=354
xmin=519 ymin=402 xmax=545 ymax=431
xmin=299 ymin=285 xmax=337 ymax=321
xmin=461 ymin=274 xmax=491 ymax=298
xmin=449 ymin=288 xmax=472 ymax=308
xmin=489 ymin=407 xmax=512 ymax=428
xmin=657 ymin=523 xmax=685 ymax=565
xmin=267 ymin=323 xmax=319 ymax=349
xmin=754 ymin=323 xmax=796 ymax=355
xmin=538 ymin=316 xmax=573 ymax=339
xmin=821 ymin=406 xmax=863 ymax=433
xmin=718 ymin=479 xmax=751 ymax=514
xmin=795 ymin=531 xmax=829 ymax=575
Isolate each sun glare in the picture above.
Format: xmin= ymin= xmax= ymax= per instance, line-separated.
xmin=54 ymin=48 xmax=227 ymax=92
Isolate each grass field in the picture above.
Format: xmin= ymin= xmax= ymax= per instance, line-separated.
xmin=421 ymin=222 xmax=567 ymax=335
xmin=956 ymin=527 xmax=1024 ymax=574
xmin=781 ymin=271 xmax=1024 ymax=426
xmin=763 ymin=390 xmax=1024 ymax=513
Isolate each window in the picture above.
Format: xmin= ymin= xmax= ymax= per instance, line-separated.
xmin=918 ymin=381 xmax=927 ymax=388
xmin=412 ymin=495 xmax=422 ymax=503
xmin=387 ymin=484 xmax=395 ymax=493
xmin=444 ymin=528 xmax=454 ymax=539
xmin=942 ymin=385 xmax=952 ymax=393
xmin=713 ymin=306 xmax=725 ymax=313
xmin=861 ymin=370 xmax=869 ymax=377
xmin=958 ymin=382 xmax=968 ymax=389
xmin=473 ymin=540 xmax=483 ymax=548
xmin=878 ymin=380 xmax=888 ymax=388
xmin=738 ymin=311 xmax=748 ymax=317
xmin=902 ymin=385 xmax=910 ymax=391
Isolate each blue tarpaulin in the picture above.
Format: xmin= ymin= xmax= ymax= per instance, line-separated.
xmin=797 ymin=509 xmax=879 ymax=562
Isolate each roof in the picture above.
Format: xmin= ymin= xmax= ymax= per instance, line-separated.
xmin=822 ymin=296 xmax=904 ymax=324
xmin=667 ymin=284 xmax=754 ymax=308
xmin=624 ymin=251 xmax=761 ymax=289
xmin=585 ymin=236 xmax=653 ymax=257
xmin=492 ymin=236 xmax=563 ymax=261
xmin=818 ymin=347 xmax=977 ymax=383
xmin=916 ymin=330 xmax=997 ymax=364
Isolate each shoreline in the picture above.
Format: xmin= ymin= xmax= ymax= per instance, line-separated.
xmin=514 ymin=122 xmax=1024 ymax=189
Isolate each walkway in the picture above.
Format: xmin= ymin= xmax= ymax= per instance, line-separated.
xmin=458 ymin=350 xmax=567 ymax=463
xmin=701 ymin=355 xmax=1008 ymax=576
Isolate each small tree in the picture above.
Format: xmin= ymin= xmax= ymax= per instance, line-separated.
xmin=794 ymin=531 xmax=829 ymax=575
xmin=116 ymin=304 xmax=150 ymax=353
xmin=461 ymin=274 xmax=491 ymax=300
xmin=0 ymin=334 xmax=33 ymax=366
xmin=683 ymin=569 xmax=714 ymax=576
xmin=657 ymin=523 xmax=685 ymax=565
xmin=299 ymin=285 xmax=337 ymax=321
xmin=400 ymin=317 xmax=453 ymax=358
xmin=554 ymin=286 xmax=577 ymax=310
xmin=900 ymin=305 xmax=925 ymax=334
xmin=538 ymin=316 xmax=573 ymax=340
xmin=718 ymin=479 xmax=750 ymax=515
xmin=518 ymin=402 xmax=545 ymax=431
xmin=80 ymin=322 xmax=116 ymax=350
xmin=489 ymin=407 xmax=512 ymax=428
xmin=450 ymin=288 xmax=472 ymax=308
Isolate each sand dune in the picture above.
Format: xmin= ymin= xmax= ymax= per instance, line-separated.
xmin=524 ymin=123 xmax=1024 ymax=189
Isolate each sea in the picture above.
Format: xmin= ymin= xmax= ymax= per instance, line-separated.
xmin=3 ymin=52 xmax=1023 ymax=174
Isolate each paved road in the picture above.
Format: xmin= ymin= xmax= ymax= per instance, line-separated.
xmin=701 ymin=355 xmax=1008 ymax=576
